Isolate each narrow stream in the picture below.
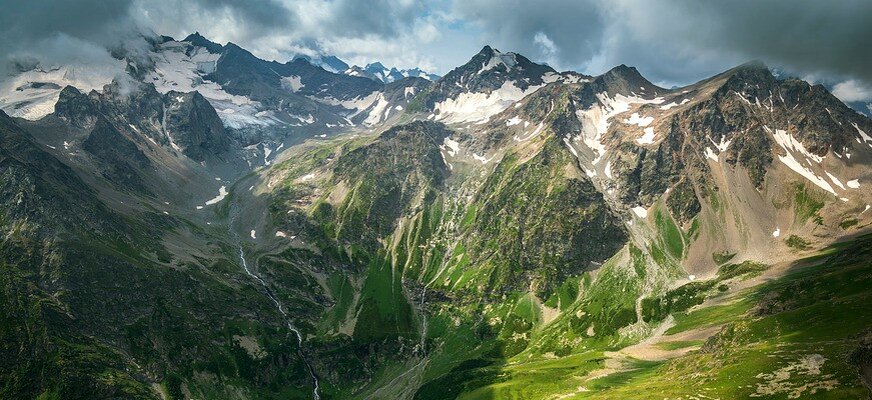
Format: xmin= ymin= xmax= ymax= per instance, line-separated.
xmin=229 ymin=206 xmax=321 ymax=400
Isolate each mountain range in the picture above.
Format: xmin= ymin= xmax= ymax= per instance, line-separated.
xmin=1 ymin=32 xmax=871 ymax=400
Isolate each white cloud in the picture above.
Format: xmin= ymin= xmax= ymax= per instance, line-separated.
xmin=832 ymin=79 xmax=872 ymax=103
xmin=533 ymin=32 xmax=558 ymax=67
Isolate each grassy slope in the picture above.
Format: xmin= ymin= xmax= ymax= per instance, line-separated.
xmin=259 ymin=112 xmax=872 ymax=399
xmin=263 ymin=124 xmax=703 ymax=398
xmin=456 ymin=234 xmax=872 ymax=399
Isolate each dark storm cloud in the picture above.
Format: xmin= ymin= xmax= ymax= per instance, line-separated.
xmin=134 ymin=0 xmax=297 ymax=43
xmin=0 ymin=0 xmax=135 ymax=41
xmin=199 ymin=0 xmax=294 ymax=31
xmin=0 ymin=0 xmax=299 ymax=76
xmin=326 ymin=0 xmax=426 ymax=37
xmin=453 ymin=0 xmax=606 ymax=69
xmin=0 ymin=0 xmax=137 ymax=55
xmin=128 ymin=0 xmax=432 ymax=66
xmin=676 ymin=0 xmax=871 ymax=82
xmin=0 ymin=0 xmax=141 ymax=79
xmin=606 ymin=0 xmax=872 ymax=86
xmin=455 ymin=0 xmax=872 ymax=88
xmin=0 ymin=0 xmax=869 ymax=98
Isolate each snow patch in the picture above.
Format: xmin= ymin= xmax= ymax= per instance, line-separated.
xmin=250 ymin=230 xmax=257 ymax=239
xmin=363 ymin=93 xmax=390 ymax=126
xmin=441 ymin=137 xmax=460 ymax=157
xmin=772 ymin=228 xmax=780 ymax=238
xmin=316 ymin=91 xmax=383 ymax=125
xmin=847 ymin=179 xmax=860 ymax=189
xmin=542 ymin=72 xmax=560 ymax=83
xmin=826 ymin=172 xmax=846 ymax=190
xmin=562 ymin=137 xmax=579 ymax=158
xmin=147 ymin=42 xmax=270 ymax=129
xmin=574 ymin=92 xmax=664 ymax=163
xmin=704 ymin=147 xmax=719 ymax=162
xmin=434 ymin=80 xmax=544 ymax=124
xmin=204 ymin=186 xmax=228 ymax=205
xmin=710 ymin=135 xmax=732 ymax=153
xmin=851 ymin=122 xmax=872 ymax=146
xmin=771 ymin=129 xmax=835 ymax=195
xmin=631 ymin=206 xmax=648 ymax=218
xmin=516 ymin=122 xmax=545 ymax=142
xmin=772 ymin=129 xmax=824 ymax=163
xmin=636 ymin=127 xmax=657 ymax=145
xmin=472 ymin=153 xmax=493 ymax=164
xmin=479 ymin=50 xmax=517 ymax=74
xmin=263 ymin=145 xmax=273 ymax=166
xmin=281 ymin=75 xmax=303 ymax=92
xmin=0 ymin=63 xmax=124 ymax=120
xmin=704 ymin=135 xmax=732 ymax=161
xmin=624 ymin=113 xmax=653 ymax=127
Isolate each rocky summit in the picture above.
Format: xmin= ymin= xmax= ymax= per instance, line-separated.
xmin=1 ymin=30 xmax=871 ymax=400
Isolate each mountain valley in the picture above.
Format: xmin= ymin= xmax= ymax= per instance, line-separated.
xmin=1 ymin=33 xmax=871 ymax=400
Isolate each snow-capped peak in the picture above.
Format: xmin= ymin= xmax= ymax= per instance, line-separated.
xmin=343 ymin=62 xmax=439 ymax=83
xmin=478 ymin=47 xmax=519 ymax=74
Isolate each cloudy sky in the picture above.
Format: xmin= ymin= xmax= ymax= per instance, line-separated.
xmin=1 ymin=0 xmax=870 ymax=104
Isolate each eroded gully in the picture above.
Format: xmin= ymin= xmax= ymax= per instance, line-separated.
xmin=228 ymin=204 xmax=321 ymax=400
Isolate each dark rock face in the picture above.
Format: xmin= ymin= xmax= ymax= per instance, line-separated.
xmin=0 ymin=110 xmax=120 ymax=237
xmin=55 ymin=81 xmax=234 ymax=163
xmin=82 ymin=117 xmax=151 ymax=192
xmin=54 ymin=86 xmax=98 ymax=129
xmin=381 ymin=76 xmax=432 ymax=105
xmin=613 ymin=137 xmax=685 ymax=206
xmin=711 ymin=63 xmax=867 ymax=164
xmin=208 ymin=42 xmax=380 ymax=106
xmin=96 ymin=82 xmax=166 ymax=144
xmin=1 ymin=109 xmax=316 ymax=399
xmin=182 ymin=31 xmax=224 ymax=53
xmin=44 ymin=80 xmax=239 ymax=199
xmin=575 ymin=64 xmax=665 ymax=109
xmin=666 ymin=178 xmax=702 ymax=224
xmin=292 ymin=54 xmax=351 ymax=73
xmin=163 ymin=91 xmax=230 ymax=161
xmin=282 ymin=57 xmax=383 ymax=101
